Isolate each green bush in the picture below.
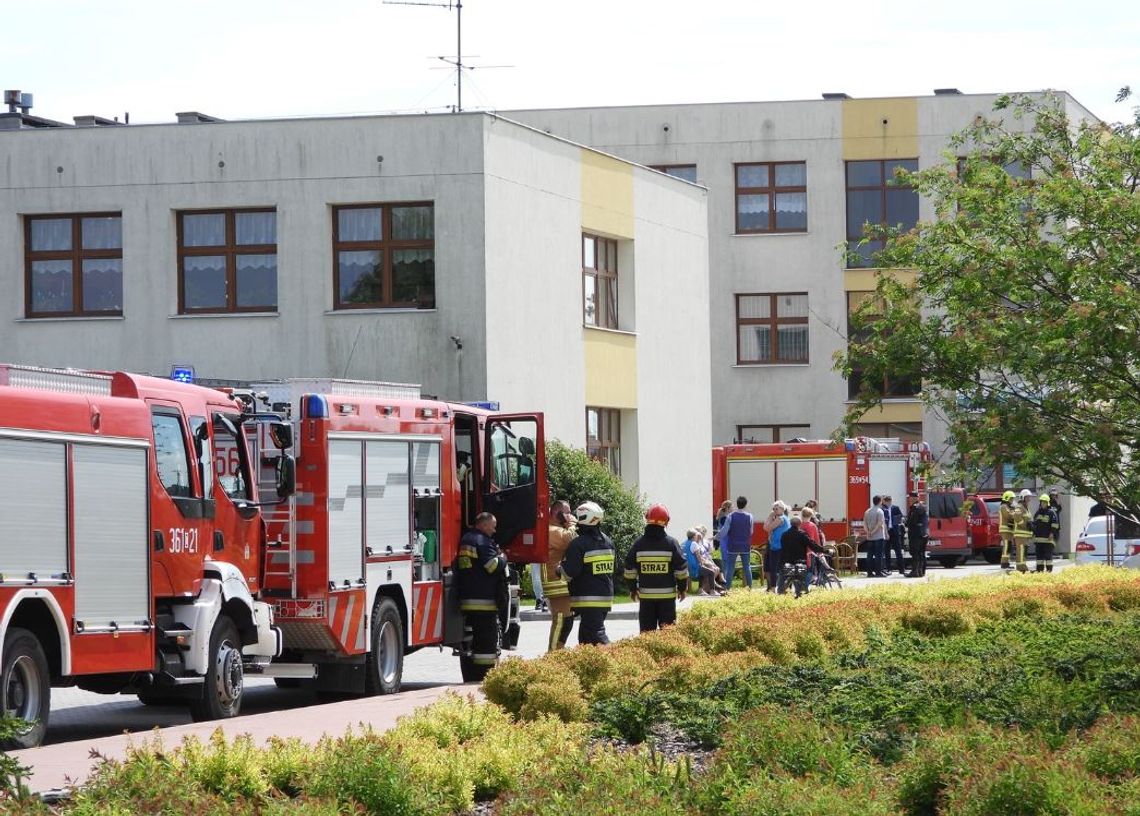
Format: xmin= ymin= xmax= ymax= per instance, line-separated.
xmin=307 ymin=733 xmax=420 ymax=815
xmin=546 ymin=440 xmax=646 ymax=588
xmin=942 ymin=754 xmax=1111 ymax=816
xmin=483 ymin=657 xmax=541 ymax=716
xmin=1072 ymin=714 xmax=1140 ymax=781
xmin=520 ymin=676 xmax=589 ymax=723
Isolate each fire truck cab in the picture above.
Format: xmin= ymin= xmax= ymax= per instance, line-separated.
xmin=0 ymin=365 xmax=286 ymax=748
xmin=244 ymin=382 xmax=548 ymax=690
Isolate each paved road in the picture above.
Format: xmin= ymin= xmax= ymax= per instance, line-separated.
xmin=11 ymin=561 xmax=1032 ymax=793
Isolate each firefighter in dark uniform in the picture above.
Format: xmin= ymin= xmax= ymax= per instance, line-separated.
xmin=561 ymin=501 xmax=615 ymax=645
xmin=624 ymin=504 xmax=689 ymax=632
xmin=456 ymin=512 xmax=506 ymax=677
xmin=1032 ymin=493 xmax=1060 ymax=572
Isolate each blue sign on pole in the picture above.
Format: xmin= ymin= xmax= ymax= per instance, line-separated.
xmin=171 ymin=365 xmax=196 ymax=384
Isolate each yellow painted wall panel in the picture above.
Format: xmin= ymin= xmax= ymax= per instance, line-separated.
xmin=583 ymin=328 xmax=637 ymax=408
xmin=857 ymin=401 xmax=923 ymax=423
xmin=843 ymin=268 xmax=918 ymax=290
xmin=842 ymin=98 xmax=919 ymax=160
xmin=581 ymin=149 xmax=634 ymax=238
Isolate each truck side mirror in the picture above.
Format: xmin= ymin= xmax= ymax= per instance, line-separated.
xmin=276 ymin=454 xmax=296 ymax=498
xmin=269 ymin=421 xmax=293 ymax=450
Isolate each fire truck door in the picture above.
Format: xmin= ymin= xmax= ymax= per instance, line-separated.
xmin=210 ymin=411 xmax=261 ymax=586
xmin=149 ymin=406 xmax=212 ymax=598
xmin=482 ymin=414 xmax=549 ymax=564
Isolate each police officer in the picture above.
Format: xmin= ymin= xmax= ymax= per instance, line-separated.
xmin=561 ymin=501 xmax=615 ymax=645
xmin=1032 ymin=494 xmax=1060 ymax=572
xmin=624 ymin=504 xmax=689 ymax=632
xmin=905 ymin=491 xmax=929 ymax=577
xmin=456 ymin=512 xmax=506 ymax=679
xmin=998 ymin=490 xmax=1016 ymax=569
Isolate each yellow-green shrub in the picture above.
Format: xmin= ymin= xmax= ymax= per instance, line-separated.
xmin=520 ymin=675 xmax=589 ymax=722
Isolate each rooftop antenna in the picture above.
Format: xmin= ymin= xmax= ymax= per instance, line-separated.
xmin=385 ymin=0 xmax=508 ymax=112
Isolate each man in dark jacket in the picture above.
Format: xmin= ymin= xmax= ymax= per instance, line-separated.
xmin=905 ymin=493 xmax=929 ymax=577
xmin=561 ymin=501 xmax=615 ymax=645
xmin=777 ymin=515 xmax=826 ymax=597
xmin=624 ymin=503 xmax=689 ymax=632
xmin=883 ymin=495 xmax=906 ymax=575
xmin=457 ymin=512 xmax=506 ymax=676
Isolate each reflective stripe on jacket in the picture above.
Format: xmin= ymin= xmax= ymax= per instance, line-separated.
xmin=624 ymin=526 xmax=689 ymax=601
xmin=562 ymin=526 xmax=615 ymax=610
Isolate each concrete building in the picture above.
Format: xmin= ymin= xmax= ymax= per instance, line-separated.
xmin=508 ymin=90 xmax=1098 ymax=490
xmin=0 ymin=106 xmax=711 ymax=529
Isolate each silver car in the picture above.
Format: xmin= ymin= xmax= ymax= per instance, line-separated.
xmin=1074 ymin=515 xmax=1140 ymax=567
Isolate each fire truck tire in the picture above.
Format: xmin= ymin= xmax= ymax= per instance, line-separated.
xmin=1 ymin=628 xmax=50 ymax=749
xmin=365 ymin=598 xmax=404 ymax=695
xmin=937 ymin=556 xmax=960 ymax=569
xmin=189 ymin=616 xmax=243 ymax=723
xmin=983 ymin=548 xmax=1002 ymax=565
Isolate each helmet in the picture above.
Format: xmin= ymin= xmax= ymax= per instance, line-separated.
xmin=1039 ymin=494 xmax=1050 ymax=504
xmin=1002 ymin=490 xmax=1015 ymax=502
xmin=645 ymin=504 xmax=671 ymax=526
xmin=1019 ymin=489 xmax=1033 ymax=499
xmin=575 ymin=501 xmax=604 ymax=527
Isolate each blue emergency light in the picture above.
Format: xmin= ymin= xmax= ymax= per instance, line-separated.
xmin=465 ymin=401 xmax=500 ymax=411
xmin=170 ymin=365 xmax=196 ymax=383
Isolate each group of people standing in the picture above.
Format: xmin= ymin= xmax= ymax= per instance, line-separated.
xmin=711 ymin=496 xmax=832 ymax=592
xmin=862 ymin=493 xmax=930 ymax=577
xmin=998 ymin=489 xmax=1060 ymax=573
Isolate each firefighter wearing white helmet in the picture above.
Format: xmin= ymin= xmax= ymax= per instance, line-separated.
xmin=561 ymin=501 xmax=616 ymax=644
xmin=1011 ymin=489 xmax=1034 ymax=572
xmin=1032 ymin=494 xmax=1060 ymax=573
xmin=998 ymin=490 xmax=1016 ymax=569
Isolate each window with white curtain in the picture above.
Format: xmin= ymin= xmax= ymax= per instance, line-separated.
xmin=25 ymin=213 xmax=123 ymax=317
xmin=177 ymin=208 xmax=277 ymax=313
xmin=736 ymin=293 xmax=809 ymax=364
xmin=332 ymin=203 xmax=435 ymax=310
xmin=734 ymin=162 xmax=808 ymax=234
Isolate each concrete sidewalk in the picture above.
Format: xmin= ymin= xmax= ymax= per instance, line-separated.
xmin=12 ymin=684 xmax=477 ymax=796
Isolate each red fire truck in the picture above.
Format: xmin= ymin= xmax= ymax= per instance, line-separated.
xmin=0 ymin=367 xmax=547 ymax=747
xmin=711 ymin=438 xmax=970 ymax=568
xmin=0 ymin=365 xmax=285 ymax=748
xmin=242 ymin=381 xmax=547 ymax=689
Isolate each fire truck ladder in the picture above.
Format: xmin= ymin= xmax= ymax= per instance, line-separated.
xmin=262 ymin=500 xmax=297 ymax=598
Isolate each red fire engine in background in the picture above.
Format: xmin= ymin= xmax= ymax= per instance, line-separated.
xmin=712 ymin=437 xmax=972 ymax=568
xmin=0 ymin=366 xmax=546 ymax=747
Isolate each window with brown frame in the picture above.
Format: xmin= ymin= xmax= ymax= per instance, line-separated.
xmin=845 ymin=291 xmax=920 ymax=398
xmin=852 ymin=422 xmax=923 ymax=443
xmin=332 ymin=203 xmax=435 ymax=310
xmin=735 ymin=424 xmax=811 ymax=444
xmin=586 ymin=407 xmax=621 ymax=476
xmin=845 ymin=159 xmax=919 ymax=268
xmin=734 ymin=161 xmax=807 ymax=234
xmin=24 ymin=213 xmax=123 ymax=317
xmin=650 ymin=164 xmax=698 ymax=183
xmin=177 ymin=208 xmax=277 ymax=313
xmin=582 ymin=234 xmax=618 ymax=329
xmin=735 ymin=293 xmax=809 ymax=364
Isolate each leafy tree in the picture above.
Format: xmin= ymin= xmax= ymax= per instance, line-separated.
xmin=545 ymin=440 xmax=646 ymax=589
xmin=838 ymin=89 xmax=1140 ymax=513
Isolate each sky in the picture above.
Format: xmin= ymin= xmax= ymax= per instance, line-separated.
xmin=5 ymin=0 xmax=1138 ymax=125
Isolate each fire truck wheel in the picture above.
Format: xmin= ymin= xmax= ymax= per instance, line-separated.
xmin=1 ymin=628 xmax=50 ymax=749
xmin=190 ymin=616 xmax=243 ymax=722
xmin=937 ymin=556 xmax=960 ymax=569
xmin=983 ymin=549 xmax=1002 ymax=565
xmin=365 ymin=598 xmax=404 ymax=695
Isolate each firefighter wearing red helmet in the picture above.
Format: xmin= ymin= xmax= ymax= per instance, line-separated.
xmin=623 ymin=503 xmax=689 ymax=632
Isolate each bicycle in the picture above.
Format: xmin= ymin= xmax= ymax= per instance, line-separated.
xmin=809 ymin=550 xmax=843 ymax=590
xmin=776 ymin=561 xmax=810 ymax=598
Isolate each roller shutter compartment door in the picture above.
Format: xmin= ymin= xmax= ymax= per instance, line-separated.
xmin=0 ymin=438 xmax=68 ymax=576
xmin=73 ymin=444 xmax=150 ymax=627
xmin=365 ymin=441 xmax=412 ymax=554
xmin=328 ymin=440 xmax=365 ymax=587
